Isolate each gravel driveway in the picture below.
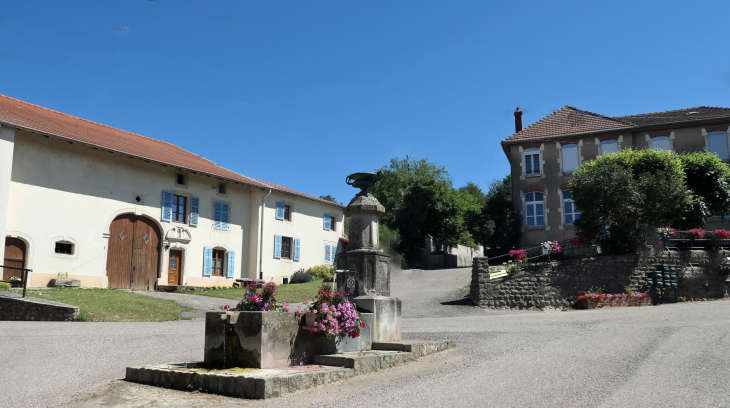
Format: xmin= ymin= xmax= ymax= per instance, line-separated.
xmin=3 ymin=268 xmax=729 ymax=408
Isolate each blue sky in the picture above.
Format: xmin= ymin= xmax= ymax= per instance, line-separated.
xmin=1 ymin=1 xmax=728 ymax=204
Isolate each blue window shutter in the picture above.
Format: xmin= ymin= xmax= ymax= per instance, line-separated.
xmin=333 ymin=244 xmax=339 ymax=264
xmin=213 ymin=201 xmax=222 ymax=230
xmin=324 ymin=213 xmax=331 ymax=230
xmin=294 ymin=238 xmax=301 ymax=261
xmin=274 ymin=235 xmax=282 ymax=259
xmin=227 ymin=250 xmax=236 ymax=278
xmin=276 ymin=202 xmax=285 ymax=220
xmin=221 ymin=203 xmax=230 ymax=231
xmin=190 ymin=196 xmax=200 ymax=227
xmin=203 ymin=246 xmax=213 ymax=277
xmin=161 ymin=191 xmax=173 ymax=222
xmin=324 ymin=243 xmax=331 ymax=263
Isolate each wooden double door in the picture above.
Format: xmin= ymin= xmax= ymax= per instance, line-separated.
xmin=3 ymin=238 xmax=25 ymax=281
xmin=106 ymin=215 xmax=161 ymax=290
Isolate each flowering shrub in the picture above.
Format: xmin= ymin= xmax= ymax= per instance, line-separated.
xmin=656 ymin=227 xmax=677 ymax=238
xmin=541 ymin=240 xmax=563 ymax=255
xmin=713 ymin=229 xmax=730 ymax=239
xmin=303 ymin=283 xmax=365 ymax=340
xmin=685 ymin=228 xmax=706 ymax=239
xmin=568 ymin=236 xmax=590 ymax=248
xmin=224 ymin=281 xmax=290 ymax=312
xmin=509 ymin=249 xmax=527 ymax=262
xmin=576 ymin=292 xmax=648 ymax=301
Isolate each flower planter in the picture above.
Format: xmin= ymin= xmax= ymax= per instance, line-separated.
xmin=10 ymin=281 xmax=22 ymax=288
xmin=574 ymin=296 xmax=651 ymax=309
xmin=689 ymin=239 xmax=712 ymax=249
xmin=50 ymin=279 xmax=81 ymax=288
xmin=718 ymin=239 xmax=730 ymax=248
xmin=204 ymin=311 xmax=374 ymax=369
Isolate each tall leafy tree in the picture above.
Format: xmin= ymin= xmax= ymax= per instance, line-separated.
xmin=481 ymin=176 xmax=520 ymax=257
xmin=459 ymin=181 xmax=486 ymax=206
xmin=371 ymin=157 xmax=451 ymax=227
xmin=678 ymin=152 xmax=730 ymax=228
xmin=570 ymin=149 xmax=692 ymax=252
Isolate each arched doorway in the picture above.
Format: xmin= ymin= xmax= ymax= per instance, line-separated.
xmin=3 ymin=237 xmax=26 ymax=281
xmin=106 ymin=214 xmax=161 ymax=289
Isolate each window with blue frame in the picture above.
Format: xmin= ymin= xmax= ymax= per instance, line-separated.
xmin=524 ymin=148 xmax=541 ymax=175
xmin=562 ymin=190 xmax=582 ymax=225
xmin=525 ymin=192 xmax=544 ymax=227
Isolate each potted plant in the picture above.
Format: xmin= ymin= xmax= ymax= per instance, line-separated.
xmin=686 ymin=228 xmax=711 ymax=249
xmin=300 ymin=283 xmax=365 ymax=340
xmin=9 ymin=276 xmax=22 ymax=288
xmin=657 ymin=227 xmax=679 ymax=248
xmin=713 ymin=229 xmax=730 ymax=248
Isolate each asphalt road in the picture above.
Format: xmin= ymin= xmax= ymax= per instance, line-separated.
xmin=3 ymin=267 xmax=730 ymax=408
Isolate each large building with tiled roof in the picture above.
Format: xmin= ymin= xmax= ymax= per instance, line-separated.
xmin=0 ymin=93 xmax=345 ymax=288
xmin=501 ymin=105 xmax=730 ymax=248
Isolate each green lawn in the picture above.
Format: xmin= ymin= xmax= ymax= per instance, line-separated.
xmin=12 ymin=288 xmax=193 ymax=322
xmin=176 ymin=279 xmax=329 ymax=304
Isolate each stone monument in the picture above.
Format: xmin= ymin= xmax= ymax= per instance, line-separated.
xmin=337 ymin=172 xmax=402 ymax=342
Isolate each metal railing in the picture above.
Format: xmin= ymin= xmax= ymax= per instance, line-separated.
xmin=1 ymin=265 xmax=31 ymax=298
xmin=660 ymin=230 xmax=730 ymax=251
xmin=485 ymin=239 xmax=604 ymax=275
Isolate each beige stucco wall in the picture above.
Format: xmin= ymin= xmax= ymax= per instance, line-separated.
xmin=509 ymin=123 xmax=730 ymax=248
xmin=259 ymin=191 xmax=345 ymax=284
xmin=0 ymin=124 xmax=15 ymax=264
xmin=4 ymin=127 xmax=345 ymax=288
xmin=7 ymin=128 xmax=248 ymax=287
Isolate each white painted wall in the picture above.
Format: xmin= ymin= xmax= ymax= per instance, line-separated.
xmin=260 ymin=192 xmax=345 ymax=283
xmin=0 ymin=124 xmax=15 ymax=264
xmin=4 ymin=127 xmax=344 ymax=287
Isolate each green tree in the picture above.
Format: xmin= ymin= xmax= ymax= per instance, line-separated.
xmin=371 ymin=157 xmax=451 ymax=227
xmin=458 ymin=181 xmax=486 ymax=205
xmin=319 ymin=194 xmax=340 ymax=204
xmin=393 ymin=179 xmax=466 ymax=261
xmin=481 ymin=176 xmax=521 ymax=257
xmin=570 ymin=149 xmax=692 ymax=252
xmin=678 ymin=152 xmax=730 ymax=228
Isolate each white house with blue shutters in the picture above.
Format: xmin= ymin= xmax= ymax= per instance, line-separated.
xmin=0 ymin=93 xmax=345 ymax=289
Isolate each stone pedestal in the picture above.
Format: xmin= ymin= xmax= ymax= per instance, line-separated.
xmin=353 ymin=296 xmax=402 ymax=342
xmin=337 ymin=249 xmax=391 ymax=296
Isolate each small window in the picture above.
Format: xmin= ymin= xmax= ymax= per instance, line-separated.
xmin=218 ymin=183 xmax=227 ymax=195
xmin=708 ymin=131 xmax=729 ymax=161
xmin=600 ymin=140 xmax=619 ymax=156
xmin=281 ymin=237 xmax=293 ymax=260
xmin=524 ymin=148 xmax=540 ymax=175
xmin=561 ymin=144 xmax=579 ymax=173
xmin=324 ymin=243 xmax=337 ymax=263
xmin=176 ymin=173 xmax=186 ymax=186
xmin=212 ymin=249 xmax=225 ymax=276
xmin=563 ymin=190 xmax=582 ymax=225
xmin=284 ymin=205 xmax=291 ymax=221
xmin=55 ymin=242 xmax=73 ymax=255
xmin=172 ymin=194 xmax=187 ymax=223
xmin=650 ymin=136 xmax=671 ymax=151
xmin=525 ymin=192 xmax=545 ymax=227
xmin=329 ymin=216 xmax=336 ymax=231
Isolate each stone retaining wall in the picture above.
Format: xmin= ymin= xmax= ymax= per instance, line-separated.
xmin=470 ymin=249 xmax=730 ymax=310
xmin=0 ymin=291 xmax=79 ymax=321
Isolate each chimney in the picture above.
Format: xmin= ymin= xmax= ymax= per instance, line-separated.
xmin=514 ymin=107 xmax=523 ymax=133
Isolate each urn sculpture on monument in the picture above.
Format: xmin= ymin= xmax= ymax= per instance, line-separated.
xmin=336 ymin=171 xmax=402 ymax=342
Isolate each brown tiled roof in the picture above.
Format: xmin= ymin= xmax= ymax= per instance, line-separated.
xmin=0 ymin=93 xmax=343 ymax=208
xmin=503 ymin=105 xmax=730 ymax=145
xmin=503 ymin=106 xmax=633 ymax=144
xmin=613 ymin=106 xmax=730 ymax=126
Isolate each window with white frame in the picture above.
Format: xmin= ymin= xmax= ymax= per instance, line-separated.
xmin=708 ymin=131 xmax=729 ymax=161
xmin=525 ymin=192 xmax=545 ymax=227
xmin=524 ymin=148 xmax=541 ymax=176
xmin=562 ymin=190 xmax=582 ymax=225
xmin=599 ymin=140 xmax=619 ymax=156
xmin=650 ymin=136 xmax=671 ymax=151
xmin=324 ymin=243 xmax=337 ymax=264
xmin=561 ymin=144 xmax=579 ymax=173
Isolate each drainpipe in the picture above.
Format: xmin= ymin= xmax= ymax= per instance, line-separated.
xmin=258 ymin=188 xmax=272 ymax=280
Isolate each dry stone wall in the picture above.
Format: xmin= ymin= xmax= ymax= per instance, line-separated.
xmin=471 ymin=249 xmax=730 ymax=310
xmin=0 ymin=291 xmax=79 ymax=321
